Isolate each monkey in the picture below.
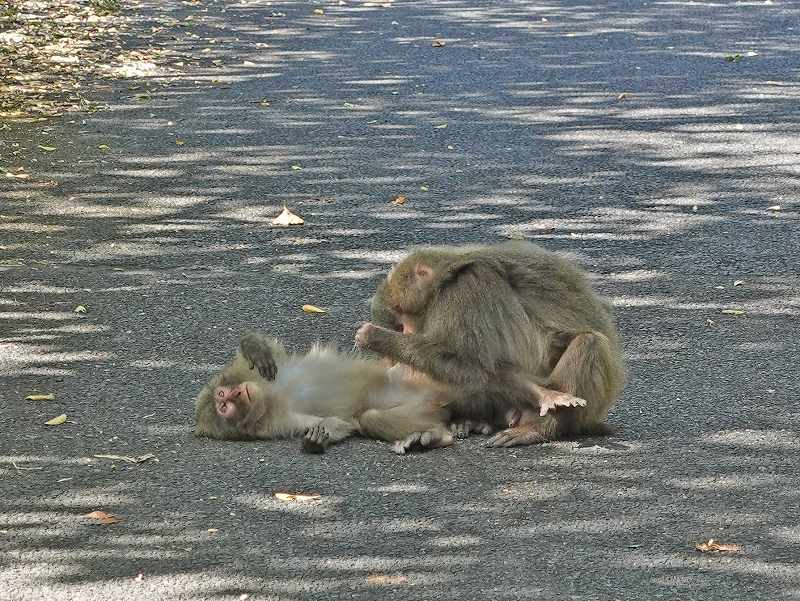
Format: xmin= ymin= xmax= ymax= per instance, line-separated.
xmin=356 ymin=241 xmax=625 ymax=447
xmin=195 ymin=331 xmax=455 ymax=454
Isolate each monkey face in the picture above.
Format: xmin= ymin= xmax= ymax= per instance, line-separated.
xmin=214 ymin=381 xmax=263 ymax=421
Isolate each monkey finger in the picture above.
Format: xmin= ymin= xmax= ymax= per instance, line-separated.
xmin=487 ymin=428 xmax=545 ymax=447
xmin=392 ymin=431 xmax=423 ymax=455
xmin=302 ymin=437 xmax=326 ymax=454
xmin=450 ymin=421 xmax=472 ymax=439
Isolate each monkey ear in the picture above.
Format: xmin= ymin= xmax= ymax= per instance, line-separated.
xmin=442 ymin=259 xmax=475 ymax=283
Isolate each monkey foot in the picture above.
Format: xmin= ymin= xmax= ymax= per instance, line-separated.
xmin=538 ymin=390 xmax=587 ymax=417
xmin=486 ymin=427 xmax=548 ymax=448
xmin=392 ymin=429 xmax=454 ymax=455
xmin=449 ymin=420 xmax=494 ymax=439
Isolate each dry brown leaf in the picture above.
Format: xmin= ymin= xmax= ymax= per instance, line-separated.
xmin=431 ymin=39 xmax=446 ymax=47
xmin=45 ymin=414 xmax=67 ymax=426
xmin=274 ymin=492 xmax=322 ymax=502
xmin=695 ymin=539 xmax=742 ymax=554
xmin=271 ymin=206 xmax=304 ymax=226
xmin=302 ymin=304 xmax=327 ymax=314
xmin=721 ymin=309 xmax=747 ymax=316
xmin=84 ymin=510 xmax=122 ymax=525
xmin=390 ymin=195 xmax=407 ymax=205
xmin=366 ymin=574 xmax=408 ymax=585
xmin=26 ymin=393 xmax=56 ymax=401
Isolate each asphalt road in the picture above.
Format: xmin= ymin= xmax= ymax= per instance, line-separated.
xmin=2 ymin=1 xmax=800 ymax=599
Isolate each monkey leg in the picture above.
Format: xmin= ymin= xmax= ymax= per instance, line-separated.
xmin=302 ymin=417 xmax=359 ymax=454
xmin=392 ymin=428 xmax=454 ymax=455
xmin=358 ymin=400 xmax=448 ymax=449
xmin=486 ymin=331 xmax=616 ymax=447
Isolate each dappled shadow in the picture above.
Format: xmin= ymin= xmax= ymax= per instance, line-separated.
xmin=2 ymin=0 xmax=800 ymax=598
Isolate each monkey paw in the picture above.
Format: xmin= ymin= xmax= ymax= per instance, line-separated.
xmin=239 ymin=332 xmax=277 ymax=380
xmin=392 ymin=429 xmax=454 ymax=455
xmin=539 ymin=390 xmax=587 ymax=416
xmin=354 ymin=322 xmax=375 ymax=349
xmin=486 ymin=427 xmax=548 ymax=448
xmin=449 ymin=420 xmax=494 ymax=439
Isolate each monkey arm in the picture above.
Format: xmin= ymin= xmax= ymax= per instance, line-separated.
xmin=357 ymin=323 xmax=489 ymax=387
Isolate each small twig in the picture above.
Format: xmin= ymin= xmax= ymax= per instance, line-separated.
xmin=11 ymin=462 xmax=43 ymax=472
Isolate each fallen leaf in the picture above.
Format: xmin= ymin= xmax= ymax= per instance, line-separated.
xmin=290 ymin=164 xmax=302 ymax=170
xmin=271 ymin=206 xmax=304 ymax=226
xmin=420 ymin=185 xmax=429 ymax=191
xmin=74 ymin=305 xmax=87 ymax=314
xmin=617 ymin=92 xmax=629 ymax=101
xmin=98 ymin=144 xmax=109 ymax=150
xmin=302 ymin=304 xmax=328 ymax=314
xmin=733 ymin=280 xmax=744 ymax=286
xmin=94 ymin=453 xmax=158 ymax=464
xmin=175 ymin=139 xmax=186 ymax=146
xmin=390 ymin=195 xmax=407 ymax=205
xmin=274 ymin=492 xmax=322 ymax=502
xmin=313 ymin=8 xmax=324 ymax=15
xmin=84 ymin=510 xmax=121 ymax=525
xmin=366 ymin=574 xmax=408 ymax=585
xmin=38 ymin=145 xmax=57 ymax=152
xmin=45 ymin=414 xmax=67 ymax=426
xmin=696 ymin=539 xmax=742 ymax=553
xmin=721 ymin=309 xmax=747 ymax=316
xmin=433 ymin=123 xmax=447 ymax=129
xmin=431 ymin=39 xmax=446 ymax=47
xmin=26 ymin=393 xmax=56 ymax=401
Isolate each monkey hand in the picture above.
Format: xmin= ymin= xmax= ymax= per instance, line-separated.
xmin=239 ymin=332 xmax=278 ymax=381
xmin=356 ymin=322 xmax=399 ymax=354
xmin=355 ymin=322 xmax=378 ymax=349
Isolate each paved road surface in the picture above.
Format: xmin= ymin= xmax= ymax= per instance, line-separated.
xmin=2 ymin=1 xmax=799 ymax=599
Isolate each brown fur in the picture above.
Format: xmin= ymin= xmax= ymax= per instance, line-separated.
xmin=360 ymin=241 xmax=625 ymax=447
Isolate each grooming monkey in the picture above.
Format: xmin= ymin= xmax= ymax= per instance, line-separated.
xmin=195 ymin=332 xmax=454 ymax=454
xmin=357 ymin=241 xmax=625 ymax=447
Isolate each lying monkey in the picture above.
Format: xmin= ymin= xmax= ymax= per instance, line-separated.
xmin=195 ymin=331 xmax=456 ymax=454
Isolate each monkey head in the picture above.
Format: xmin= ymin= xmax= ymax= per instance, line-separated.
xmin=195 ymin=377 xmax=267 ymax=440
xmin=383 ymin=257 xmax=436 ymax=317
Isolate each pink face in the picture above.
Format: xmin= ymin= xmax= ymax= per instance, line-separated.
xmin=214 ymin=383 xmax=251 ymax=419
